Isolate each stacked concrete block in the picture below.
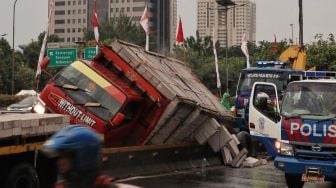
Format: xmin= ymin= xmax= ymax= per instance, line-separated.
xmin=230 ymin=148 xmax=248 ymax=168
xmin=221 ymin=147 xmax=232 ymax=165
xmin=207 ymin=126 xmax=232 ymax=152
xmin=0 ymin=113 xmax=70 ymax=139
xmin=196 ymin=120 xmax=251 ymax=168
xmin=194 ymin=118 xmax=221 ymax=145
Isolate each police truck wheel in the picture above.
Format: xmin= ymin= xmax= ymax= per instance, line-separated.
xmin=236 ymin=131 xmax=256 ymax=157
xmin=285 ymin=173 xmax=304 ymax=188
xmin=5 ymin=163 xmax=40 ymax=188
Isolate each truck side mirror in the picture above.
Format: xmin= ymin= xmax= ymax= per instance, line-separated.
xmin=111 ymin=113 xmax=125 ymax=126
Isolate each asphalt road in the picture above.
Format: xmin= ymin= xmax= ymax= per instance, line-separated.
xmin=120 ymin=162 xmax=335 ymax=188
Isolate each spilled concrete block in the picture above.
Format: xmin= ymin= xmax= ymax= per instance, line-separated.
xmin=208 ymin=126 xmax=232 ymax=152
xmin=230 ymin=148 xmax=248 ymax=168
xmin=227 ymin=139 xmax=240 ymax=157
xmin=231 ymin=134 xmax=240 ymax=145
xmin=221 ymin=146 xmax=232 ymax=165
xmin=195 ymin=118 xmax=221 ymax=145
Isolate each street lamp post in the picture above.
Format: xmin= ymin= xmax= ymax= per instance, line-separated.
xmin=1 ymin=34 xmax=7 ymax=37
xmin=12 ymin=0 xmax=19 ymax=96
xmin=215 ymin=1 xmax=246 ymax=93
xmin=290 ymin=24 xmax=294 ymax=44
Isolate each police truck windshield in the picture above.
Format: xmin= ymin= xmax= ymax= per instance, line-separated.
xmin=52 ymin=61 xmax=125 ymax=121
xmin=237 ymin=72 xmax=286 ymax=95
xmin=281 ymin=82 xmax=336 ymax=118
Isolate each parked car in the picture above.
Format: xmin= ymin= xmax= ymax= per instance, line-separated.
xmin=6 ymin=95 xmax=38 ymax=113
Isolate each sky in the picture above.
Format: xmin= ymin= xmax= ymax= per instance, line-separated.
xmin=0 ymin=0 xmax=335 ymax=49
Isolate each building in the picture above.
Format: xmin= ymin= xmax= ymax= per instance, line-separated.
xmin=49 ymin=0 xmax=176 ymax=53
xmin=197 ymin=0 xmax=256 ymax=47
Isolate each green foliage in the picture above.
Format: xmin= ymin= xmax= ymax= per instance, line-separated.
xmin=85 ymin=14 xmax=153 ymax=49
xmin=306 ymin=34 xmax=336 ymax=70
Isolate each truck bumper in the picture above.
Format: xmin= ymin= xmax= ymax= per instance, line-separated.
xmin=274 ymin=156 xmax=336 ymax=180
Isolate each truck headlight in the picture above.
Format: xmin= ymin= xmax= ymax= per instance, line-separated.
xmin=275 ymin=141 xmax=294 ymax=156
xmin=33 ymin=99 xmax=46 ymax=114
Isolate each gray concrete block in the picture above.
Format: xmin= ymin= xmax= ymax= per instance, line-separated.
xmin=12 ymin=127 xmax=22 ymax=136
xmin=221 ymin=147 xmax=232 ymax=165
xmin=234 ymin=154 xmax=247 ymax=168
xmin=13 ymin=120 xmax=22 ymax=128
xmin=207 ymin=127 xmax=232 ymax=152
xmin=3 ymin=121 xmax=14 ymax=129
xmin=231 ymin=134 xmax=240 ymax=145
xmin=227 ymin=140 xmax=240 ymax=157
xmin=230 ymin=148 xmax=248 ymax=168
xmin=195 ymin=118 xmax=221 ymax=145
xmin=0 ymin=129 xmax=13 ymax=138
xmin=30 ymin=119 xmax=40 ymax=127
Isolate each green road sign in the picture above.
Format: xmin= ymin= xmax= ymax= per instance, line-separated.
xmin=84 ymin=47 xmax=97 ymax=60
xmin=47 ymin=48 xmax=77 ymax=67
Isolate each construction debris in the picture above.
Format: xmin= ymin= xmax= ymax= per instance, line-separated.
xmin=195 ymin=119 xmax=267 ymax=168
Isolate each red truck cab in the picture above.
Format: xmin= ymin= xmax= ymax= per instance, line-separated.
xmin=38 ymin=47 xmax=168 ymax=147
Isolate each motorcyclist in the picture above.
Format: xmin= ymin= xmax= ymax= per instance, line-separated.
xmin=41 ymin=125 xmax=139 ymax=188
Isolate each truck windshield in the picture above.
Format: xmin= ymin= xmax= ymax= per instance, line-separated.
xmin=281 ymin=82 xmax=336 ymax=118
xmin=52 ymin=61 xmax=125 ymax=121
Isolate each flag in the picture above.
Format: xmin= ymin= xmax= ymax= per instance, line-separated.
xmin=36 ymin=0 xmax=54 ymax=78
xmin=140 ymin=5 xmax=149 ymax=51
xmin=241 ymin=33 xmax=250 ymax=68
xmin=212 ymin=26 xmax=221 ymax=89
xmin=176 ymin=17 xmax=184 ymax=44
xmin=272 ymin=34 xmax=279 ymax=54
xmin=92 ymin=0 xmax=99 ymax=53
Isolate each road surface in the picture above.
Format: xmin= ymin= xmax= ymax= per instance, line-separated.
xmin=121 ymin=162 xmax=335 ymax=188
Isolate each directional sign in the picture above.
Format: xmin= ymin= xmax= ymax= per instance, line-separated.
xmin=84 ymin=47 xmax=97 ymax=60
xmin=47 ymin=48 xmax=77 ymax=67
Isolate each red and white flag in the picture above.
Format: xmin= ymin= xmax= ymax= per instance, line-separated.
xmin=92 ymin=0 xmax=99 ymax=53
xmin=176 ymin=17 xmax=184 ymax=44
xmin=212 ymin=26 xmax=221 ymax=89
xmin=140 ymin=5 xmax=149 ymax=51
xmin=272 ymin=34 xmax=279 ymax=54
xmin=241 ymin=33 xmax=250 ymax=68
xmin=36 ymin=0 xmax=54 ymax=78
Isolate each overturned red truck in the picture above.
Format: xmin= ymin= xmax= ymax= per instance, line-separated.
xmin=36 ymin=40 xmax=233 ymax=147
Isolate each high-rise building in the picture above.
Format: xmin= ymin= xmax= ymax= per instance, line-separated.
xmin=197 ymin=0 xmax=256 ymax=47
xmin=49 ymin=0 xmax=177 ymax=53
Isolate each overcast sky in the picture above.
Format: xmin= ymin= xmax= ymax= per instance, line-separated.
xmin=0 ymin=0 xmax=335 ymax=48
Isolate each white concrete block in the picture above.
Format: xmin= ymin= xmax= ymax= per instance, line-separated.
xmin=227 ymin=139 xmax=240 ymax=157
xmin=231 ymin=148 xmax=248 ymax=168
xmin=208 ymin=127 xmax=232 ymax=152
xmin=12 ymin=127 xmax=22 ymax=136
xmin=3 ymin=121 xmax=14 ymax=129
xmin=231 ymin=134 xmax=240 ymax=145
xmin=221 ymin=147 xmax=232 ymax=165
xmin=195 ymin=118 xmax=221 ymax=145
xmin=0 ymin=129 xmax=13 ymax=138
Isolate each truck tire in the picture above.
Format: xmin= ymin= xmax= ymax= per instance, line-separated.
xmin=236 ymin=131 xmax=256 ymax=157
xmin=285 ymin=173 xmax=304 ymax=188
xmin=5 ymin=163 xmax=40 ymax=188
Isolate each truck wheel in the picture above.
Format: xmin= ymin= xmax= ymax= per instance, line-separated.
xmin=285 ymin=173 xmax=304 ymax=188
xmin=5 ymin=163 xmax=40 ymax=188
xmin=236 ymin=131 xmax=256 ymax=157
